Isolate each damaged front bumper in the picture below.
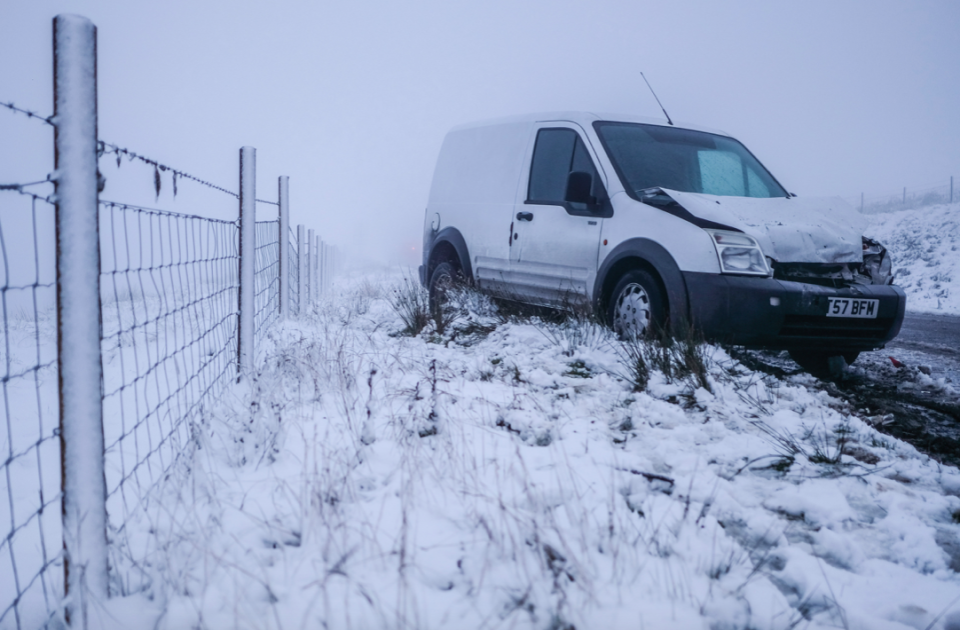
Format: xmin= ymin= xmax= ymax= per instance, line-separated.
xmin=683 ymin=272 xmax=906 ymax=351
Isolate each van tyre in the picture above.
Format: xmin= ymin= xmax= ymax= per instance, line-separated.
xmin=607 ymin=269 xmax=666 ymax=339
xmin=789 ymin=349 xmax=860 ymax=377
xmin=428 ymin=261 xmax=460 ymax=318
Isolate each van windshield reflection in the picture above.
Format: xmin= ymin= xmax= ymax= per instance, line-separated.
xmin=594 ymin=122 xmax=788 ymax=199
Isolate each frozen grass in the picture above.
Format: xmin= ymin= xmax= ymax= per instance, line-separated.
xmin=97 ymin=270 xmax=960 ymax=630
xmin=388 ymin=274 xmax=431 ymax=337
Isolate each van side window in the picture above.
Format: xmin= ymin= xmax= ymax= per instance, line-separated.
xmin=527 ymin=128 xmax=603 ymax=211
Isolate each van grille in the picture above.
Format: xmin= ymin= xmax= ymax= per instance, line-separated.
xmin=779 ymin=315 xmax=894 ymax=340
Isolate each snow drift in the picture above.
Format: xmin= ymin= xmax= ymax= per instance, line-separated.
xmin=97 ymin=272 xmax=960 ymax=630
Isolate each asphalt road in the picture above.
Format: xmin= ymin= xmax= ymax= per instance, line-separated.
xmin=887 ymin=312 xmax=960 ymax=384
xmin=892 ymin=312 xmax=960 ymax=356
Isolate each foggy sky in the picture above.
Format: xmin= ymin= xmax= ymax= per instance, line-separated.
xmin=3 ymin=0 xmax=959 ymax=266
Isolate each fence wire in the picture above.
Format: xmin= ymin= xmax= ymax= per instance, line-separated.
xmin=98 ymin=201 xmax=239 ymax=594
xmin=0 ymin=187 xmax=61 ymax=630
xmin=255 ymin=220 xmax=280 ymax=339
xmin=4 ymin=92 xmax=304 ymax=624
xmin=844 ymin=178 xmax=957 ymax=214
xmin=0 ymin=101 xmax=53 ymax=127
xmin=288 ymin=227 xmax=300 ymax=317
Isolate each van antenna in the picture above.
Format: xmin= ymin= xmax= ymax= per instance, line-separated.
xmin=641 ymin=72 xmax=673 ymax=126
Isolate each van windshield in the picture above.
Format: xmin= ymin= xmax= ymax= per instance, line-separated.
xmin=594 ymin=122 xmax=788 ymax=199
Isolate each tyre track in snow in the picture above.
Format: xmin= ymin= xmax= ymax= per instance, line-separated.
xmin=736 ymin=313 xmax=960 ymax=467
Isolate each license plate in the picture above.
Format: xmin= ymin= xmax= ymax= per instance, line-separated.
xmin=826 ymin=297 xmax=879 ymax=318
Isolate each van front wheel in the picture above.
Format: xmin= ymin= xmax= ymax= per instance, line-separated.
xmin=789 ymin=349 xmax=860 ymax=377
xmin=607 ymin=269 xmax=666 ymax=339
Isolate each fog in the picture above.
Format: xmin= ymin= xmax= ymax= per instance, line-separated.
xmin=3 ymin=0 xmax=959 ymax=266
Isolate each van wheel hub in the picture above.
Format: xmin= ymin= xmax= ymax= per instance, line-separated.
xmin=613 ymin=283 xmax=652 ymax=338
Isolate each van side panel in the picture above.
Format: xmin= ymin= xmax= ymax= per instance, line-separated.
xmin=426 ymin=122 xmax=530 ymax=287
xmin=428 ymin=122 xmax=531 ymax=205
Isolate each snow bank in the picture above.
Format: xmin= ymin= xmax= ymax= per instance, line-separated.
xmin=116 ymin=272 xmax=960 ymax=630
xmin=865 ymin=202 xmax=960 ymax=315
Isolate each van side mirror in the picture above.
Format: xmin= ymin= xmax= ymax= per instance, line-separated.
xmin=564 ymin=171 xmax=595 ymax=205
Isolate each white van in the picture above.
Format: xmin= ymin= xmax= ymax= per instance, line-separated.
xmin=420 ymin=112 xmax=905 ymax=373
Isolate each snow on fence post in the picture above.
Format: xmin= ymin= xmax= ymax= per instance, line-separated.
xmin=53 ymin=13 xmax=109 ymax=625
xmin=238 ymin=147 xmax=256 ymax=378
xmin=278 ymin=176 xmax=290 ymax=317
xmin=298 ymin=225 xmax=307 ymax=314
xmin=307 ymin=228 xmax=315 ymax=305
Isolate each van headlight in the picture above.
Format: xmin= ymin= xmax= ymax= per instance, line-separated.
xmin=861 ymin=237 xmax=894 ymax=285
xmin=704 ymin=229 xmax=770 ymax=276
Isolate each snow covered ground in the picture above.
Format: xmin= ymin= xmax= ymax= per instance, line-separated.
xmin=99 ymin=271 xmax=960 ymax=630
xmin=864 ymin=202 xmax=960 ymax=315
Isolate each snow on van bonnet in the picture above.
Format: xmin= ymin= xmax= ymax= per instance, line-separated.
xmin=100 ymin=273 xmax=960 ymax=630
xmin=865 ymin=201 xmax=960 ymax=315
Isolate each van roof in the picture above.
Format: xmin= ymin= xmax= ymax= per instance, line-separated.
xmin=450 ymin=111 xmax=732 ymax=138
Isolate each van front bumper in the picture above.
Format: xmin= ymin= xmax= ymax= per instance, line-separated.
xmin=682 ymin=271 xmax=906 ymax=351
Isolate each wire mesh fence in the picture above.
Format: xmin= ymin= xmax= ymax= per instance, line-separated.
xmin=288 ymin=228 xmax=300 ymax=317
xmin=0 ymin=185 xmax=62 ymax=630
xmin=4 ymin=17 xmax=331 ymax=625
xmin=844 ymin=177 xmax=956 ymax=214
xmin=98 ymin=201 xmax=240 ymax=594
xmin=255 ymin=219 xmax=280 ymax=340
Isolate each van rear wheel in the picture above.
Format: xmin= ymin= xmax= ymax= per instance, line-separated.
xmin=607 ymin=269 xmax=666 ymax=339
xmin=428 ymin=261 xmax=460 ymax=318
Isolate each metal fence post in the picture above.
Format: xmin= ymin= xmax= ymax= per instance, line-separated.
xmin=314 ymin=236 xmax=320 ymax=298
xmin=54 ymin=14 xmax=108 ymax=625
xmin=238 ymin=147 xmax=256 ymax=377
xmin=951 ymin=176 xmax=954 ymax=204
xmin=319 ymin=240 xmax=325 ymax=295
xmin=307 ymin=228 xmax=315 ymax=305
xmin=298 ymin=225 xmax=307 ymax=314
xmin=324 ymin=241 xmax=329 ymax=293
xmin=278 ymin=176 xmax=290 ymax=318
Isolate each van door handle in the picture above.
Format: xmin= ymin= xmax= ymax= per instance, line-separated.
xmin=516 ymin=212 xmax=534 ymax=222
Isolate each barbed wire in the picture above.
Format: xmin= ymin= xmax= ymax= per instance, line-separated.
xmin=1 ymin=100 xmax=54 ymax=126
xmin=1 ymin=185 xmax=54 ymax=205
xmin=1 ymin=179 xmax=52 ymax=191
xmin=256 ymin=199 xmax=279 ymax=206
xmin=98 ymin=140 xmax=239 ymax=200
xmin=99 ymin=199 xmax=239 ymax=225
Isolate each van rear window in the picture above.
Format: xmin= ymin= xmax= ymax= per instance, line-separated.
xmin=594 ymin=122 xmax=787 ymax=199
